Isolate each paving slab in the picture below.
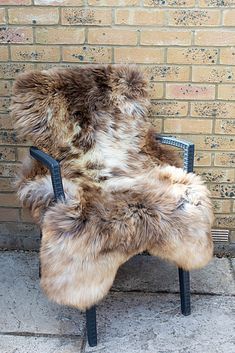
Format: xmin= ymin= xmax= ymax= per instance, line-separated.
xmin=113 ymin=255 xmax=235 ymax=295
xmin=0 ymin=251 xmax=85 ymax=336
xmin=85 ymin=292 xmax=235 ymax=353
xmin=0 ymin=334 xmax=83 ymax=353
xmin=1 ymin=251 xmax=235 ymax=353
xmin=0 ymin=223 xmax=40 ymax=250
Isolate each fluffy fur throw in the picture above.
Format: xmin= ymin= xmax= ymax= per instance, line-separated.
xmin=11 ymin=65 xmax=213 ymax=310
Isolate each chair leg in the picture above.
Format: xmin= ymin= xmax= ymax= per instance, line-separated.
xmin=86 ymin=306 xmax=97 ymax=347
xmin=178 ymin=268 xmax=191 ymax=316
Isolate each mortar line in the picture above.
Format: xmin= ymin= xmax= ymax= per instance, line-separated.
xmin=111 ymin=289 xmax=235 ymax=297
xmin=80 ymin=325 xmax=88 ymax=353
xmin=0 ymin=332 xmax=82 ymax=338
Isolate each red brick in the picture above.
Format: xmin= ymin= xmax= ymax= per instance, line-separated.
xmin=0 ymin=8 xmax=5 ymax=24
xmin=178 ymin=135 xmax=235 ymax=151
xmin=212 ymin=200 xmax=232 ymax=214
xmin=223 ymin=9 xmax=235 ymax=25
xmin=11 ymin=45 xmax=60 ymax=62
xmin=0 ymin=163 xmax=19 ymax=177
xmin=88 ymin=0 xmax=139 ymax=5
xmin=194 ymin=151 xmax=212 ymax=166
xmin=35 ymin=63 xmax=66 ymax=71
xmin=144 ymin=65 xmax=189 ymax=81
xmin=215 ymin=120 xmax=235 ymax=135
xmin=0 ymin=193 xmax=20 ymax=207
xmin=0 ymin=147 xmax=15 ymax=161
xmin=0 ymin=114 xmax=13 ymax=130
xmin=20 ymin=208 xmax=34 ymax=223
xmin=164 ymin=118 xmax=213 ymax=134
xmin=115 ymin=9 xmax=165 ymax=26
xmin=0 ymin=27 xmax=33 ymax=44
xmin=196 ymin=168 xmax=234 ymax=183
xmin=167 ymin=47 xmax=218 ymax=65
xmin=149 ymin=118 xmax=163 ymax=132
xmin=144 ymin=0 xmax=195 ymax=6
xmin=191 ymin=102 xmax=235 ymax=119
xmin=150 ymin=101 xmax=188 ymax=116
xmin=215 ymin=215 xmax=235 ymax=229
xmin=36 ymin=27 xmax=85 ymax=45
xmin=166 ymin=83 xmax=215 ymax=100
xmin=148 ymin=82 xmax=164 ymax=99
xmin=0 ymin=81 xmax=11 ymax=96
xmin=141 ymin=30 xmax=191 ymax=46
xmin=192 ymin=66 xmax=235 ymax=83
xmin=218 ymin=85 xmax=235 ymax=100
xmin=8 ymin=7 xmax=59 ymax=25
xmin=220 ymin=48 xmax=235 ymax=65
xmin=214 ymin=153 xmax=235 ymax=167
xmin=0 ymin=0 xmax=31 ymax=4
xmin=16 ymin=147 xmax=29 ymax=161
xmin=0 ymin=63 xmax=34 ymax=79
xmin=62 ymin=46 xmax=112 ymax=63
xmin=195 ymin=30 xmax=235 ymax=46
xmin=88 ymin=28 xmax=137 ymax=45
xmin=35 ymin=0 xmax=83 ymax=4
xmin=114 ymin=48 xmax=164 ymax=64
xmin=0 ymin=46 xmax=9 ymax=61
xmin=0 ymin=207 xmax=19 ymax=221
xmin=61 ymin=8 xmax=112 ymax=26
xmin=0 ymin=97 xmax=11 ymax=112
xmin=208 ymin=184 xmax=235 ymax=199
xmin=0 ymin=178 xmax=14 ymax=192
xmin=0 ymin=130 xmax=26 ymax=145
xmin=199 ymin=0 xmax=235 ymax=7
xmin=168 ymin=9 xmax=220 ymax=26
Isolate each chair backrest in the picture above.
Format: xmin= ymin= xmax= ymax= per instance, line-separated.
xmin=11 ymin=65 xmax=150 ymax=162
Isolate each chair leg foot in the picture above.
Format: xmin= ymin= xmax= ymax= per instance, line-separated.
xmin=86 ymin=306 xmax=97 ymax=347
xmin=178 ymin=268 xmax=191 ymax=316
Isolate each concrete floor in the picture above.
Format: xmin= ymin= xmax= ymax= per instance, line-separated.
xmin=0 ymin=251 xmax=234 ymax=353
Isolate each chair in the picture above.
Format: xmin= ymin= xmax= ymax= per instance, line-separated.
xmin=12 ymin=65 xmax=213 ymax=347
xmin=30 ymin=135 xmax=194 ymax=347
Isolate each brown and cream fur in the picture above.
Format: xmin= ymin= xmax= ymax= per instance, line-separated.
xmin=11 ymin=65 xmax=214 ymax=310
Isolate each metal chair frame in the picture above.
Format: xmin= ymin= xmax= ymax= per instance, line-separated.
xmin=31 ymin=135 xmax=194 ymax=347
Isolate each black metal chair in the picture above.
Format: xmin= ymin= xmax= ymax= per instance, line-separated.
xmin=30 ymin=135 xmax=194 ymax=347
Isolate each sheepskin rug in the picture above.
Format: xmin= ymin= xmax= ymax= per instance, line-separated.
xmin=11 ymin=65 xmax=213 ymax=310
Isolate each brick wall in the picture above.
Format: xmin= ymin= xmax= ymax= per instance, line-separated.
xmin=0 ymin=0 xmax=234 ymax=250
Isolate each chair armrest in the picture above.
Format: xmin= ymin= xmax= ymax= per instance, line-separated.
xmin=156 ymin=136 xmax=194 ymax=173
xmin=30 ymin=147 xmax=65 ymax=201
